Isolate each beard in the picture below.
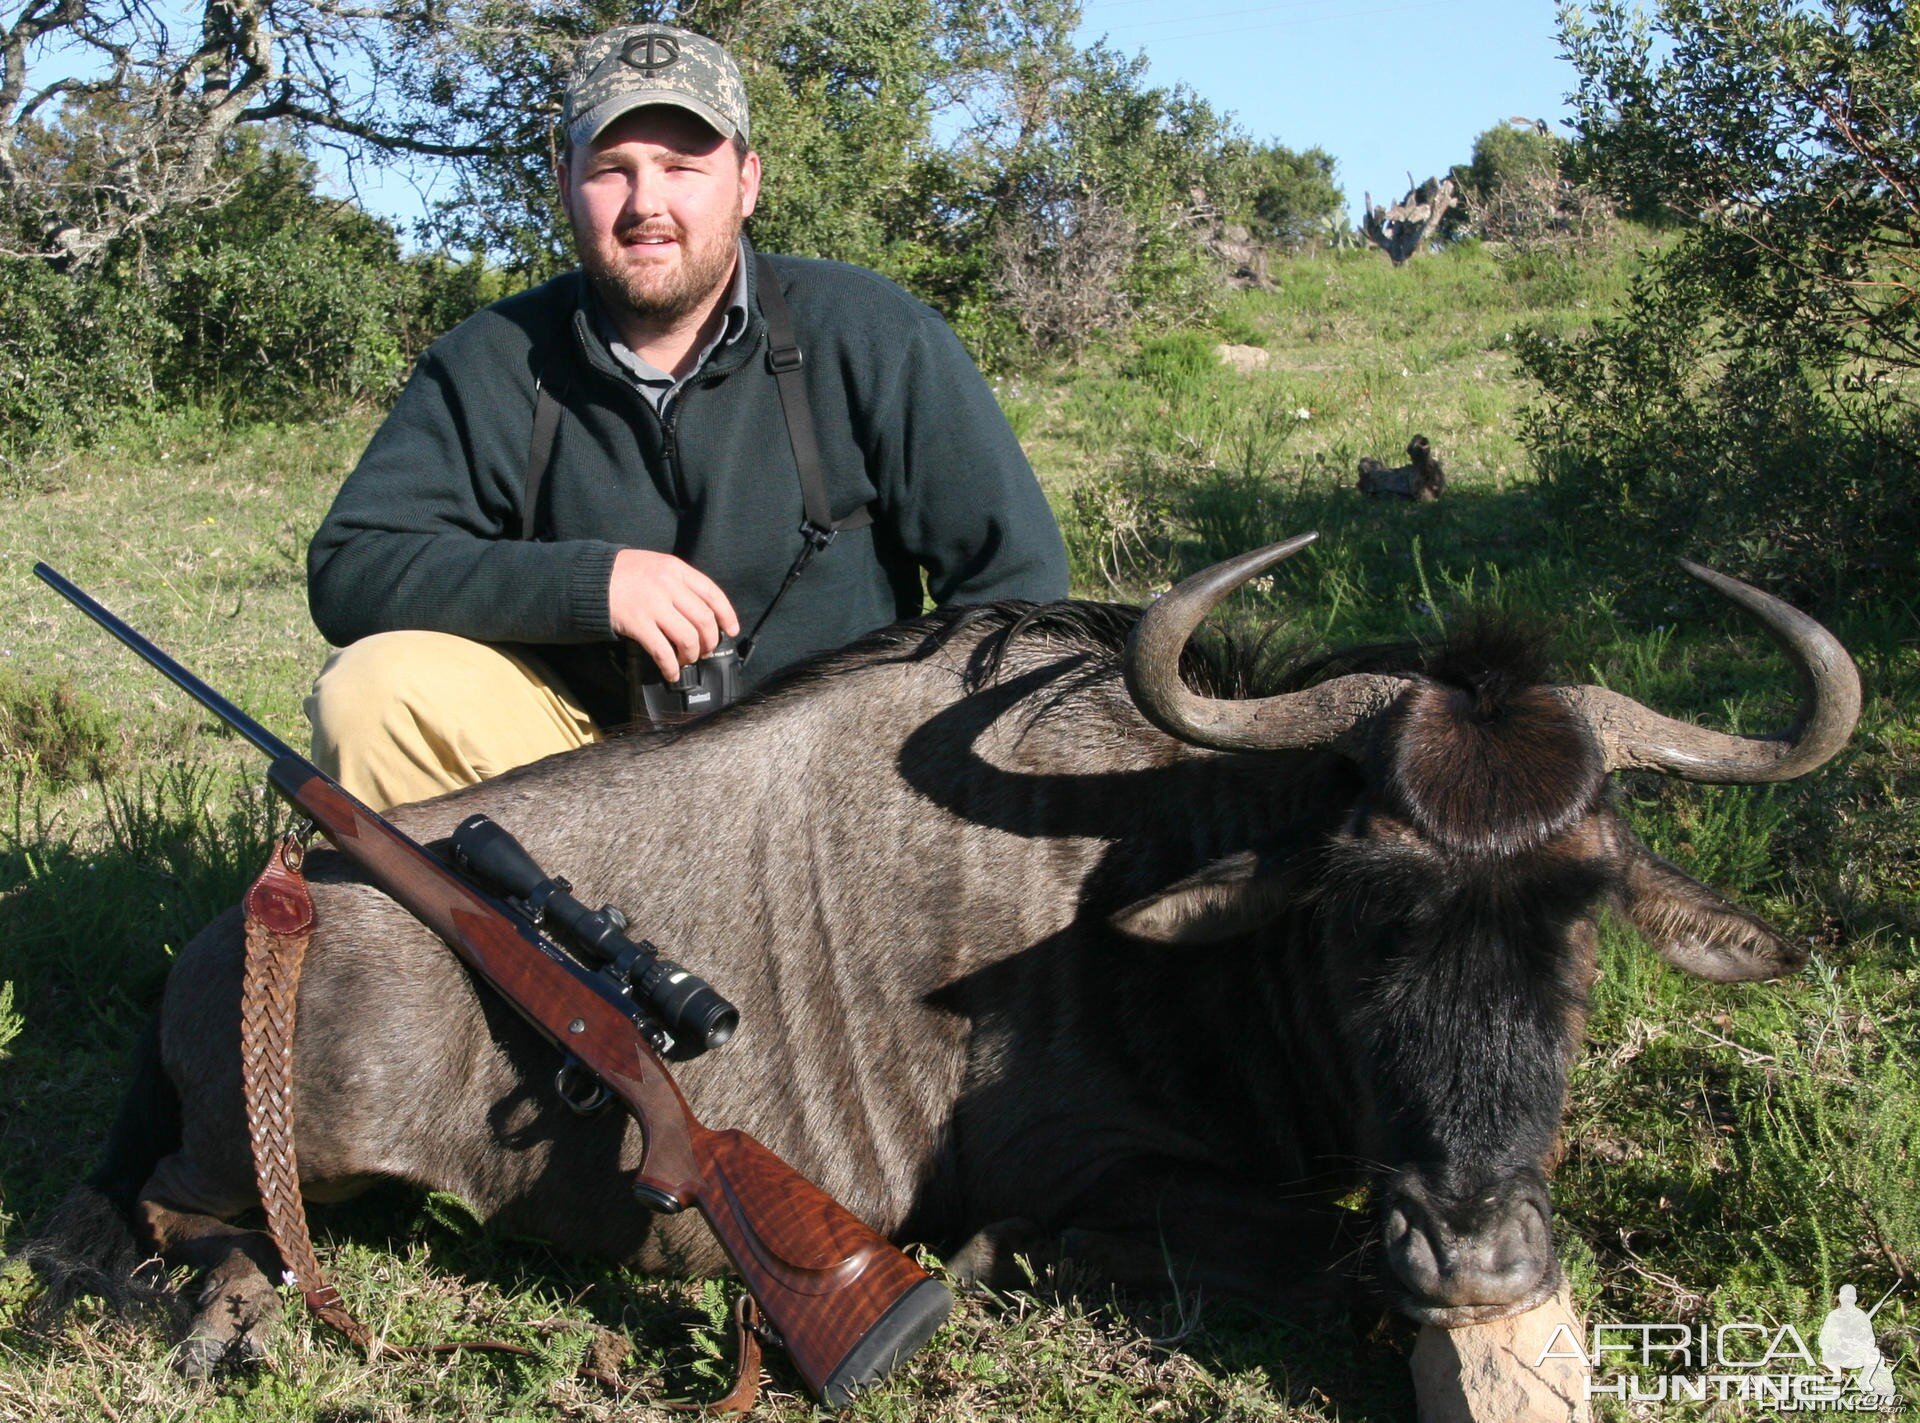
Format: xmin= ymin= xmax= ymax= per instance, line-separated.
xmin=577 ymin=207 xmax=744 ymax=328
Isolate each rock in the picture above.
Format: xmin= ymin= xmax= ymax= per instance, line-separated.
xmin=1410 ymin=1285 xmax=1590 ymax=1423
xmin=1216 ymin=343 xmax=1271 ymax=374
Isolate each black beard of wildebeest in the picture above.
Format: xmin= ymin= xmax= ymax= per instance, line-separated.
xmin=23 ymin=535 xmax=1858 ymax=1374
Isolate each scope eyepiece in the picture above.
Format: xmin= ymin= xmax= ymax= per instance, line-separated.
xmin=449 ymin=814 xmax=738 ymax=1058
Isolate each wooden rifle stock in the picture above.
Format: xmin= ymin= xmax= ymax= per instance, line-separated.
xmin=271 ymin=768 xmax=951 ymax=1406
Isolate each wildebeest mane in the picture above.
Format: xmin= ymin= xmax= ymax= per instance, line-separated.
xmin=686 ymin=600 xmax=1565 ymax=738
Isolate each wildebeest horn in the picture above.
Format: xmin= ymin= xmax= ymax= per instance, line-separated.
xmin=1553 ymin=559 xmax=1861 ymax=783
xmin=1123 ymin=534 xmax=1408 ymax=755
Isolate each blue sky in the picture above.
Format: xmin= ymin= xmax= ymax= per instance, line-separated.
xmin=342 ymin=0 xmax=1579 ymax=235
xmin=1076 ymin=0 xmax=1577 ymax=218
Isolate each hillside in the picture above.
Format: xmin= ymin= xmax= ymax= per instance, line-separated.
xmin=1 ymin=236 xmax=1914 ymax=1422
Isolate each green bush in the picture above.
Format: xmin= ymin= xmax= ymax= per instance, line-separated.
xmin=0 ymin=667 xmax=124 ymax=785
xmin=0 ymin=255 xmax=170 ymax=462
xmin=1518 ymin=259 xmax=1920 ymax=603
xmin=1239 ymin=144 xmax=1344 ymax=253
xmin=0 ymin=140 xmax=500 ymax=466
xmin=1456 ymin=122 xmax=1568 ymax=203
xmin=1523 ymin=0 xmax=1920 ymax=605
xmin=159 ymin=229 xmax=412 ymax=409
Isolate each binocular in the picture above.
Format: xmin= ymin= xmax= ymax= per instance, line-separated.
xmin=636 ymin=636 xmax=743 ymax=723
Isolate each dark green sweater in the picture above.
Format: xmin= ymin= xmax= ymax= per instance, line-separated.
xmin=307 ymin=244 xmax=1068 ymax=729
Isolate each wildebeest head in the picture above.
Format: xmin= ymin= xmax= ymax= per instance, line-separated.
xmin=1110 ymin=535 xmax=1860 ymax=1326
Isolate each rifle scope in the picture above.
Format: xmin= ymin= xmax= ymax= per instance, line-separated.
xmin=450 ymin=815 xmax=738 ymax=1058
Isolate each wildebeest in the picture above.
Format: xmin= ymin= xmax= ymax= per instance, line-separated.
xmin=34 ymin=534 xmax=1858 ymax=1378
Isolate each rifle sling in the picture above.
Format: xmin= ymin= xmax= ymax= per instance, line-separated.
xmin=238 ymin=837 xmax=764 ymax=1412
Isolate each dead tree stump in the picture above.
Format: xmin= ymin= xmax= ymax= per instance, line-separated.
xmin=1362 ymin=177 xmax=1458 ymax=264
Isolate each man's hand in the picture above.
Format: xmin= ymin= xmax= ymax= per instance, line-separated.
xmin=609 ymin=549 xmax=740 ymax=681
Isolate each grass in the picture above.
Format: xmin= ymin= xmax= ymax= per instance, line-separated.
xmin=2 ymin=234 xmax=1917 ymax=1420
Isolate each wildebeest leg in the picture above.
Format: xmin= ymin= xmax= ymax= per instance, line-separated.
xmin=1052 ymin=1161 xmax=1363 ymax=1306
xmin=947 ymin=1217 xmax=1048 ymax=1288
xmin=957 ymin=1163 xmax=1361 ymax=1305
xmin=136 ymin=1152 xmax=283 ymax=1377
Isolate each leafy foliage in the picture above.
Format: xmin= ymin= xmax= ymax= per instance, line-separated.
xmin=1562 ymin=0 xmax=1920 ymax=373
xmin=1518 ymin=261 xmax=1919 ymax=602
xmin=1522 ymin=0 xmax=1920 ymax=602
xmin=0 ymin=134 xmax=499 ymax=469
xmin=1238 ymin=143 xmax=1345 ymax=253
xmin=1455 ymin=121 xmax=1568 ymax=204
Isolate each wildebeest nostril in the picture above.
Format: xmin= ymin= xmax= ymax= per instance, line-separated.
xmin=1384 ymin=1205 xmax=1414 ymax=1245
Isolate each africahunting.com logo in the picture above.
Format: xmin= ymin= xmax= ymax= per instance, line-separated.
xmin=1533 ymin=1283 xmax=1902 ymax=1411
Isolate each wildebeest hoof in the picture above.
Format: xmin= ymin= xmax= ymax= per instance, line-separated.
xmin=175 ymin=1269 xmax=281 ymax=1377
xmin=174 ymin=1326 xmax=268 ymax=1379
xmin=948 ymin=1217 xmax=1047 ymax=1288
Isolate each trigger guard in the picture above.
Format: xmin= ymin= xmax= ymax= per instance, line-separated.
xmin=554 ymin=1057 xmax=611 ymax=1115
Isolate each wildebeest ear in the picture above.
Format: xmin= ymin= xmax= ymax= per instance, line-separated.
xmin=1110 ymin=852 xmax=1295 ymax=944
xmin=1617 ymin=844 xmax=1808 ymax=982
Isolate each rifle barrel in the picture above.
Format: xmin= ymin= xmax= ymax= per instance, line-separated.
xmin=33 ymin=562 xmax=301 ymax=766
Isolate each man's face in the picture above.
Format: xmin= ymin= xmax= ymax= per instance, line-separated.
xmin=560 ymin=106 xmax=761 ymax=327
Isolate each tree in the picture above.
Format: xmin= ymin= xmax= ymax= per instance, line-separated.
xmin=1240 ymin=143 xmax=1343 ymax=252
xmin=0 ymin=0 xmax=492 ymax=266
xmin=1562 ymin=0 xmax=1920 ymax=373
xmin=1450 ymin=119 xmax=1607 ymax=249
xmin=1459 ymin=120 xmax=1566 ymax=202
xmin=1520 ymin=0 xmax=1920 ymax=601
xmin=942 ymin=5 xmax=1247 ymax=356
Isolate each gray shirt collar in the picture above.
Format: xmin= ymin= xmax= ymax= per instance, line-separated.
xmin=592 ymin=239 xmax=751 ymax=412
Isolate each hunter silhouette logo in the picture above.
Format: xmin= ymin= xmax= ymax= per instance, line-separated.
xmin=1819 ymin=1284 xmax=1899 ymax=1401
xmin=621 ymin=33 xmax=679 ymax=73
xmin=1535 ymin=1280 xmax=1904 ymax=1410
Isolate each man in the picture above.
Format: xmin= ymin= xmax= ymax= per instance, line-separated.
xmin=306 ymin=23 xmax=1068 ymax=810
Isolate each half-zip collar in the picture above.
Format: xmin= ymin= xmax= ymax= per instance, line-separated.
xmin=588 ymin=242 xmax=752 ymax=414
xmin=568 ymin=235 xmax=769 ymax=395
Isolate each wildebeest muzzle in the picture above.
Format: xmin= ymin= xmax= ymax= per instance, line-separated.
xmin=1380 ymin=1166 xmax=1559 ymax=1326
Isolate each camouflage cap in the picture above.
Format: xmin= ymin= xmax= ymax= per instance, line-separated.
xmin=562 ymin=25 xmax=750 ymax=151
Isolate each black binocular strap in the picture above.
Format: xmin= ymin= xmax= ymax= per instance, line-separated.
xmin=752 ymin=253 xmax=873 ymax=540
xmin=735 ymin=255 xmax=874 ymax=662
xmin=521 ymin=373 xmax=566 ymax=541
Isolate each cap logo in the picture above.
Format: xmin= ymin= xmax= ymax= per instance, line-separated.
xmin=620 ymin=33 xmax=680 ymax=73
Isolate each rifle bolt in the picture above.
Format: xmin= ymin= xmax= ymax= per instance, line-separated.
xmin=568 ymin=1018 xmax=586 ymax=1034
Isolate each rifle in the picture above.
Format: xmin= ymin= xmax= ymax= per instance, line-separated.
xmin=34 ymin=563 xmax=953 ymax=1407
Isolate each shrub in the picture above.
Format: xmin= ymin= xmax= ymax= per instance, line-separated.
xmin=0 ymin=668 xmax=125 ymax=785
xmin=0 ymin=256 xmax=171 ymax=466
xmin=1240 ymin=144 xmax=1345 ymax=254
xmin=1517 ymin=260 xmax=1919 ymax=603
xmin=1458 ymin=122 xmax=1568 ymax=203
xmin=0 ymin=139 xmax=498 ymax=464
xmin=1523 ymin=0 xmax=1920 ymax=603
xmin=159 ymin=229 xmax=413 ymax=410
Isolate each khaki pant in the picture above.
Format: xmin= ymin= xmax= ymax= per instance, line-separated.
xmin=306 ymin=631 xmax=602 ymax=811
